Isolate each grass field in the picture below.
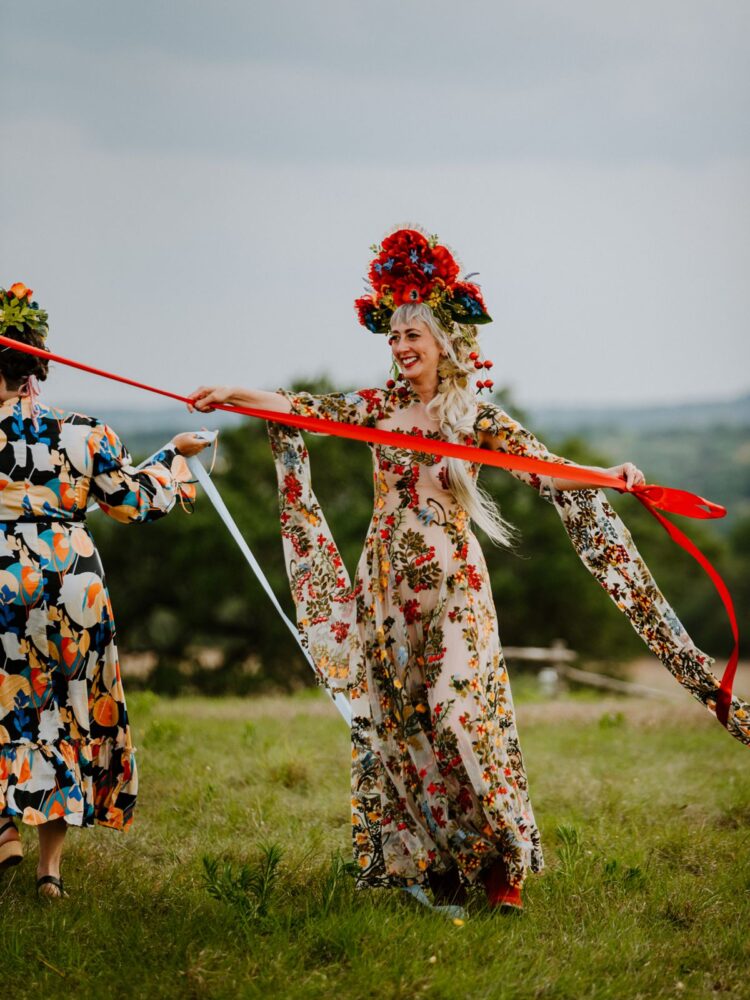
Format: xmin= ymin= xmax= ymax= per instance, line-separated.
xmin=3 ymin=681 xmax=749 ymax=1000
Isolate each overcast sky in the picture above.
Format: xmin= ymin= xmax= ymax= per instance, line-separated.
xmin=2 ymin=1 xmax=748 ymax=413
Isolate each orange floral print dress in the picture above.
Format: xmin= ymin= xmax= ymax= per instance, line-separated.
xmin=0 ymin=396 xmax=193 ymax=832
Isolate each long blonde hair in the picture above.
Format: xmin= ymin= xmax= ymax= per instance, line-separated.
xmin=390 ymin=302 xmax=515 ymax=547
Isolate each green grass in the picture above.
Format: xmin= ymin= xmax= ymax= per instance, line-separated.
xmin=3 ymin=689 xmax=749 ymax=1000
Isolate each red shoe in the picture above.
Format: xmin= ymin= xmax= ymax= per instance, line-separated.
xmin=481 ymin=860 xmax=524 ymax=912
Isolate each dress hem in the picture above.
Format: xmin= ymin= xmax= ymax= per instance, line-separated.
xmin=0 ymin=736 xmax=137 ymax=832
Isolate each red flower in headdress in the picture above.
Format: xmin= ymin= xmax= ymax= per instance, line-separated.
xmin=381 ymin=229 xmax=427 ymax=255
xmin=369 ymin=229 xmax=456 ymax=304
xmin=356 ymin=227 xmax=492 ymax=332
xmin=355 ymin=295 xmax=378 ymax=330
xmin=430 ymin=246 xmax=460 ymax=285
xmin=452 ymin=281 xmax=487 ymax=310
xmin=395 ymin=284 xmax=424 ymax=306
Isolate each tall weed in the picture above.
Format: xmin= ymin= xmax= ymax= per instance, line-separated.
xmin=202 ymin=843 xmax=283 ymax=930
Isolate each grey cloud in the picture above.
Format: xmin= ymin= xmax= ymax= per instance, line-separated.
xmin=4 ymin=1 xmax=749 ymax=163
xmin=2 ymin=1 xmax=747 ymax=411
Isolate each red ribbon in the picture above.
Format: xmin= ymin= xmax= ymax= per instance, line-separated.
xmin=0 ymin=333 xmax=739 ymax=724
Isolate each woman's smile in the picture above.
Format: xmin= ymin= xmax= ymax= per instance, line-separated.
xmin=397 ymin=352 xmax=420 ymax=370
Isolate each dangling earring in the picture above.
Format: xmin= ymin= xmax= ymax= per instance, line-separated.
xmin=386 ymin=357 xmax=400 ymax=389
xmin=469 ymin=351 xmax=495 ymax=394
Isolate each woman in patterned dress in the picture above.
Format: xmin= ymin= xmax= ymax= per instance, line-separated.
xmin=187 ymin=229 xmax=650 ymax=912
xmin=0 ymin=283 xmax=210 ymax=898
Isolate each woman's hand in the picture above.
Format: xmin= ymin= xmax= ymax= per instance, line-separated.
xmin=171 ymin=432 xmax=214 ymax=457
xmin=187 ymin=385 xmax=235 ymax=413
xmin=606 ymin=462 xmax=646 ymax=489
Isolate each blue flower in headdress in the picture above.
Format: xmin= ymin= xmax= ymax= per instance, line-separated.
xmin=383 ymin=257 xmax=395 ymax=271
xmin=422 ymin=262 xmax=435 ymax=275
xmin=460 ymin=295 xmax=483 ymax=317
xmin=409 ymin=249 xmax=419 ymax=263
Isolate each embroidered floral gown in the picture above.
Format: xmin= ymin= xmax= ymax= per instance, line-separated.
xmin=0 ymin=396 xmax=192 ymax=831
xmin=269 ymin=386 xmax=750 ymax=892
xmin=274 ymin=386 xmax=555 ymax=888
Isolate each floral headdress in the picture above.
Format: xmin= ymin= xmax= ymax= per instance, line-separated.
xmin=0 ymin=283 xmax=49 ymax=339
xmin=354 ymin=227 xmax=492 ymax=335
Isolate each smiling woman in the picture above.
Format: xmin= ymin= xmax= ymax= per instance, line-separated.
xmin=386 ymin=303 xmax=518 ymax=548
xmin=185 ymin=225 xmax=713 ymax=915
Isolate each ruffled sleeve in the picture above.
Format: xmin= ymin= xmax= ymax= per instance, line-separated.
xmin=278 ymin=388 xmax=385 ymax=427
xmin=87 ymin=424 xmax=196 ymax=524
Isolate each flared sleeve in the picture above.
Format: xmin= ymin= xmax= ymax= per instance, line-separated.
xmin=267 ymin=420 xmax=364 ymax=696
xmin=477 ymin=404 xmax=749 ymax=745
xmin=87 ymin=423 xmax=195 ymax=524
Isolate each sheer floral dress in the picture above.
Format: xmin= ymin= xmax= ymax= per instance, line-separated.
xmin=272 ymin=385 xmax=554 ymax=888
xmin=0 ymin=396 xmax=192 ymax=831
xmin=269 ymin=386 xmax=749 ymax=893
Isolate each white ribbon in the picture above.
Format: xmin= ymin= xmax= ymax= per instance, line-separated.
xmin=186 ymin=454 xmax=467 ymax=917
xmin=87 ymin=443 xmax=351 ymax=723
xmin=185 ymin=454 xmax=352 ymax=727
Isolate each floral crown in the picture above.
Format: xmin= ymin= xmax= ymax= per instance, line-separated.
xmin=0 ymin=283 xmax=49 ymax=339
xmin=354 ymin=227 xmax=492 ymax=335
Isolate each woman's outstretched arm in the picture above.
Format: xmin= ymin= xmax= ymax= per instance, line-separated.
xmin=476 ymin=404 xmax=645 ymax=492
xmin=187 ymin=385 xmax=292 ymax=414
xmin=88 ymin=425 xmax=209 ymax=523
xmin=188 ymin=385 xmax=383 ymax=426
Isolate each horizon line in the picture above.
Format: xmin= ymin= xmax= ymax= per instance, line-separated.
xmin=47 ymin=387 xmax=750 ymax=415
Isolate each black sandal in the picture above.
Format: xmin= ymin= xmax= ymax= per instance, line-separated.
xmin=36 ymin=875 xmax=67 ymax=899
xmin=427 ymin=865 xmax=468 ymax=906
xmin=0 ymin=819 xmax=23 ymax=871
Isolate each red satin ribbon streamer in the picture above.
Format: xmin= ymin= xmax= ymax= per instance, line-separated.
xmin=635 ymin=500 xmax=738 ymax=726
xmin=0 ymin=333 xmax=739 ymax=724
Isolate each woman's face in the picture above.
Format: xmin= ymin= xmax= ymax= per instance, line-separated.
xmin=388 ymin=317 xmax=442 ymax=383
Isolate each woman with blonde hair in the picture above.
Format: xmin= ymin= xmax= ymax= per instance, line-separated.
xmin=0 ymin=283 xmax=210 ymax=898
xmin=189 ymin=227 xmax=741 ymax=911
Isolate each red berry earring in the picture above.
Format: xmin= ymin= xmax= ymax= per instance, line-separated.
xmin=471 ymin=354 xmax=495 ymax=393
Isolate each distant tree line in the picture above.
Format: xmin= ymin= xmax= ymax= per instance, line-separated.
xmin=93 ymin=383 xmax=748 ymax=694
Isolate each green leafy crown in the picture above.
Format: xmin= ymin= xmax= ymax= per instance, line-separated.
xmin=0 ymin=283 xmax=49 ymax=339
